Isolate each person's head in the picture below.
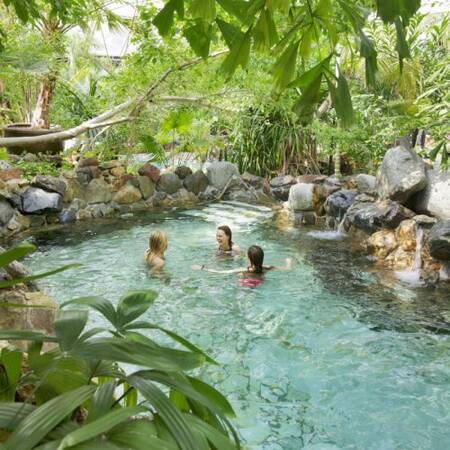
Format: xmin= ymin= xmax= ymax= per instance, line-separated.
xmin=149 ymin=230 xmax=168 ymax=256
xmin=247 ymin=245 xmax=264 ymax=273
xmin=216 ymin=225 xmax=233 ymax=250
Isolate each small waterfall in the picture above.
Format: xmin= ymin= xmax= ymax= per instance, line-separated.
xmin=337 ymin=212 xmax=347 ymax=235
xmin=413 ymin=226 xmax=424 ymax=271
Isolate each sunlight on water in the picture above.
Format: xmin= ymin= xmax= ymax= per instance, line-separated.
xmin=27 ymin=204 xmax=450 ymax=450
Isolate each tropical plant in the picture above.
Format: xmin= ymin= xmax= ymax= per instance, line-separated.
xmin=0 ymin=242 xmax=239 ymax=449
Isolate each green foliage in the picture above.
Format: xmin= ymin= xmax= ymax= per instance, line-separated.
xmin=15 ymin=161 xmax=60 ymax=179
xmin=0 ymin=243 xmax=239 ymax=447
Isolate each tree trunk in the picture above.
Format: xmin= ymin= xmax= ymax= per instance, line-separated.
xmin=334 ymin=145 xmax=341 ymax=178
xmin=31 ymin=72 xmax=57 ymax=129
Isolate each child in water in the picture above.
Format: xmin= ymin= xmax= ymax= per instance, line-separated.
xmin=216 ymin=225 xmax=240 ymax=256
xmin=194 ymin=245 xmax=292 ymax=286
xmin=144 ymin=230 xmax=168 ymax=272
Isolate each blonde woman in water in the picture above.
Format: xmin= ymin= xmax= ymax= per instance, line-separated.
xmin=144 ymin=230 xmax=168 ymax=272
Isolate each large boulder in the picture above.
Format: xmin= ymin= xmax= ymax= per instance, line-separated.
xmin=138 ymin=175 xmax=155 ymax=200
xmin=346 ymin=200 xmax=415 ymax=234
xmin=174 ymin=166 xmax=193 ymax=180
xmin=184 ymin=170 xmax=209 ymax=195
xmin=324 ymin=190 xmax=356 ymax=219
xmin=138 ymin=163 xmax=161 ymax=183
xmin=377 ymin=146 xmax=426 ymax=203
xmin=113 ymin=184 xmax=142 ymax=204
xmin=428 ymin=220 xmax=450 ymax=260
xmin=270 ymin=175 xmax=296 ymax=201
xmin=157 ymin=173 xmax=182 ymax=194
xmin=20 ymin=187 xmax=63 ymax=214
xmin=206 ymin=161 xmax=240 ymax=190
xmin=356 ymin=174 xmax=376 ymax=194
xmin=413 ymin=169 xmax=450 ymax=220
xmin=0 ymin=199 xmax=15 ymax=226
xmin=31 ymin=175 xmax=67 ymax=196
xmin=288 ymin=183 xmax=314 ymax=211
xmin=85 ymin=178 xmax=112 ymax=204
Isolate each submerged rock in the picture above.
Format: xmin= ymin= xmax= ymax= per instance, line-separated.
xmin=206 ymin=161 xmax=240 ymax=190
xmin=377 ymin=146 xmax=426 ymax=203
xmin=412 ymin=169 xmax=450 ymax=220
xmin=20 ymin=187 xmax=63 ymax=214
xmin=428 ymin=220 xmax=450 ymax=260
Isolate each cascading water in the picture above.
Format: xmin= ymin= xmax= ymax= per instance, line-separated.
xmin=413 ymin=226 xmax=424 ymax=271
xmin=307 ymin=211 xmax=347 ymax=240
xmin=395 ymin=225 xmax=424 ymax=285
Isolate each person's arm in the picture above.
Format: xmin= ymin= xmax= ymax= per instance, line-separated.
xmin=267 ymin=258 xmax=293 ymax=271
xmin=232 ymin=244 xmax=241 ymax=256
xmin=192 ymin=265 xmax=246 ymax=274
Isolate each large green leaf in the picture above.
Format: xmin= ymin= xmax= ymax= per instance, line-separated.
xmin=216 ymin=0 xmax=248 ymax=22
xmin=253 ymin=8 xmax=278 ymax=51
xmin=190 ymin=0 xmax=216 ymax=22
xmin=184 ymin=415 xmax=237 ymax=450
xmin=128 ymin=375 xmax=200 ymax=450
xmin=394 ymin=17 xmax=410 ymax=71
xmin=61 ymin=297 xmax=117 ymax=327
xmin=0 ymin=348 xmax=22 ymax=401
xmin=0 ymin=330 xmax=57 ymax=343
xmin=183 ymin=22 xmax=212 ymax=58
xmin=273 ymin=39 xmax=300 ymax=90
xmin=292 ymin=73 xmax=323 ymax=123
xmin=58 ymin=406 xmax=146 ymax=449
xmin=376 ymin=0 xmax=421 ymax=24
xmin=54 ymin=310 xmax=88 ymax=351
xmin=327 ymin=66 xmax=354 ymax=128
xmin=0 ymin=242 xmax=35 ymax=268
xmin=220 ymin=28 xmax=252 ymax=77
xmin=71 ymin=337 xmax=204 ymax=371
xmin=107 ymin=419 xmax=178 ymax=450
xmin=216 ymin=18 xmax=243 ymax=48
xmin=86 ymin=381 xmax=116 ymax=424
xmin=288 ymin=55 xmax=331 ymax=89
xmin=4 ymin=385 xmax=96 ymax=450
xmin=125 ymin=322 xmax=217 ymax=365
xmin=0 ymin=264 xmax=81 ymax=289
xmin=115 ymin=291 xmax=157 ymax=329
xmin=360 ymin=32 xmax=378 ymax=87
xmin=153 ymin=0 xmax=184 ymax=36
xmin=0 ymin=403 xmax=36 ymax=430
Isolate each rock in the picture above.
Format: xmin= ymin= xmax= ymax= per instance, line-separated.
xmin=272 ymin=185 xmax=291 ymax=202
xmin=198 ymin=185 xmax=219 ymax=201
xmin=78 ymin=157 xmax=98 ymax=168
xmin=228 ymin=190 xmax=256 ymax=203
xmin=0 ymin=161 xmax=11 ymax=170
xmin=31 ymin=175 xmax=67 ymax=196
xmin=138 ymin=176 xmax=155 ymax=200
xmin=413 ymin=169 xmax=450 ymax=220
xmin=366 ymin=230 xmax=398 ymax=259
xmin=75 ymin=167 xmax=93 ymax=185
xmin=324 ymin=190 xmax=356 ymax=219
xmin=111 ymin=166 xmax=126 ymax=178
xmin=413 ymin=214 xmax=437 ymax=229
xmin=99 ymin=160 xmax=122 ymax=170
xmin=157 ymin=173 xmax=182 ymax=194
xmin=174 ymin=166 xmax=193 ymax=179
xmin=58 ymin=208 xmax=76 ymax=224
xmin=152 ymin=191 xmax=170 ymax=207
xmin=242 ymin=172 xmax=264 ymax=188
xmin=85 ymin=178 xmax=112 ymax=204
xmin=70 ymin=198 xmax=87 ymax=212
xmin=288 ymin=183 xmax=315 ymax=211
xmin=270 ymin=175 xmax=295 ymax=188
xmin=113 ymin=184 xmax=142 ymax=204
xmin=296 ymin=174 xmax=327 ymax=184
xmin=22 ymin=153 xmax=38 ymax=162
xmin=183 ymin=170 xmax=209 ymax=195
xmin=76 ymin=209 xmax=92 ymax=221
xmin=395 ymin=219 xmax=417 ymax=252
xmin=0 ymin=199 xmax=15 ymax=225
xmin=290 ymin=211 xmax=317 ymax=226
xmin=86 ymin=203 xmax=115 ymax=218
xmin=386 ymin=246 xmax=415 ymax=270
xmin=20 ymin=187 xmax=63 ymax=214
xmin=29 ymin=215 xmax=46 ymax=227
xmin=0 ymin=168 xmax=23 ymax=181
xmin=206 ymin=161 xmax=240 ymax=190
xmin=377 ymin=146 xmax=426 ymax=203
xmin=356 ymin=174 xmax=377 ymax=194
xmin=428 ymin=220 xmax=450 ymax=260
xmin=138 ymin=163 xmax=161 ymax=183
xmin=346 ymin=200 xmax=415 ymax=234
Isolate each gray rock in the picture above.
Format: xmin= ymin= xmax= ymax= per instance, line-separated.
xmin=428 ymin=220 xmax=450 ymax=260
xmin=324 ymin=190 xmax=356 ymax=219
xmin=174 ymin=166 xmax=193 ymax=179
xmin=22 ymin=153 xmax=38 ymax=163
xmin=0 ymin=160 xmax=11 ymax=170
xmin=356 ymin=174 xmax=376 ymax=194
xmin=70 ymin=198 xmax=87 ymax=212
xmin=138 ymin=175 xmax=155 ymax=200
xmin=288 ymin=183 xmax=314 ymax=211
xmin=183 ymin=170 xmax=209 ymax=195
xmin=270 ymin=175 xmax=295 ymax=188
xmin=113 ymin=184 xmax=142 ymax=204
xmin=85 ymin=178 xmax=112 ymax=204
xmin=0 ymin=199 xmax=15 ymax=225
xmin=413 ymin=214 xmax=437 ymax=229
xmin=198 ymin=185 xmax=219 ymax=201
xmin=152 ymin=191 xmax=168 ymax=206
xmin=413 ymin=169 xmax=450 ymax=220
xmin=206 ymin=161 xmax=240 ymax=190
xmin=227 ymin=190 xmax=256 ymax=203
xmin=75 ymin=167 xmax=93 ymax=185
xmin=58 ymin=209 xmax=76 ymax=224
xmin=86 ymin=203 xmax=114 ymax=218
xmin=157 ymin=173 xmax=182 ymax=194
xmin=346 ymin=200 xmax=415 ymax=234
xmin=31 ymin=175 xmax=67 ymax=196
xmin=377 ymin=146 xmax=426 ymax=203
xmin=242 ymin=172 xmax=264 ymax=188
xmin=20 ymin=187 xmax=63 ymax=214
xmin=272 ymin=186 xmax=291 ymax=202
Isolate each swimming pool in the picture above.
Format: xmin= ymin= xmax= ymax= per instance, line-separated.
xmin=27 ymin=202 xmax=450 ymax=449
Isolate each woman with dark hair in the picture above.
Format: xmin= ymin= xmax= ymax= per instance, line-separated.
xmin=216 ymin=225 xmax=240 ymax=256
xmin=194 ymin=245 xmax=292 ymax=287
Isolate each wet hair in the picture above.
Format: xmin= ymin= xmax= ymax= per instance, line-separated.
xmin=217 ymin=225 xmax=233 ymax=251
xmin=149 ymin=230 xmax=168 ymax=256
xmin=247 ymin=245 xmax=264 ymax=273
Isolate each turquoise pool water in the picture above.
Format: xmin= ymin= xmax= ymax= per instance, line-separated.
xmin=27 ymin=202 xmax=450 ymax=450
